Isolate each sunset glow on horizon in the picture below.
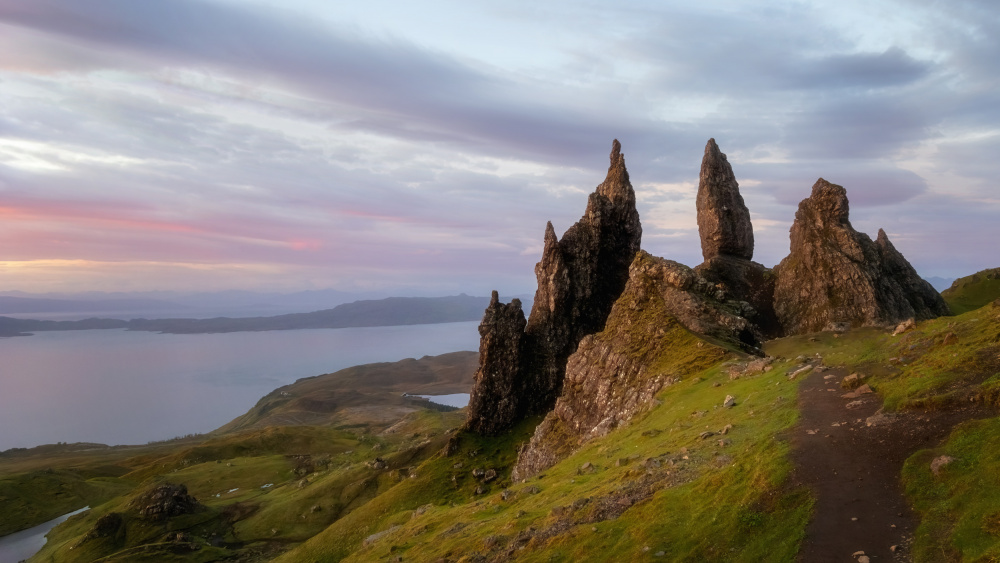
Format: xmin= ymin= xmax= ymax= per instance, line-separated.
xmin=2 ymin=0 xmax=999 ymax=295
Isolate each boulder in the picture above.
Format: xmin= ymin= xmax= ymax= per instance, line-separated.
xmin=127 ymin=483 xmax=201 ymax=522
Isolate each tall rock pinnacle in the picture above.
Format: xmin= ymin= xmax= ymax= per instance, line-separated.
xmin=773 ymin=178 xmax=949 ymax=334
xmin=521 ymin=139 xmax=642 ymax=415
xmin=464 ymin=140 xmax=642 ymax=435
xmin=464 ymin=291 xmax=527 ymax=436
xmin=696 ymin=139 xmax=754 ymax=261
xmin=693 ymin=139 xmax=780 ymax=337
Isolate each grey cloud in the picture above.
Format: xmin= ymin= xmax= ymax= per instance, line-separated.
xmin=739 ymin=160 xmax=928 ymax=207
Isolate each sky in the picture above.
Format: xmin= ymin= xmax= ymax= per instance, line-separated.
xmin=0 ymin=0 xmax=997 ymax=296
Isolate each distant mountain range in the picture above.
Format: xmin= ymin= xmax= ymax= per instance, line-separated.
xmin=0 ymin=294 xmax=533 ymax=337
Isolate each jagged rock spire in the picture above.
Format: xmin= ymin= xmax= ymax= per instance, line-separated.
xmin=464 ymin=140 xmax=642 ymax=435
xmin=696 ymin=139 xmax=754 ymax=261
xmin=464 ymin=291 xmax=527 ymax=436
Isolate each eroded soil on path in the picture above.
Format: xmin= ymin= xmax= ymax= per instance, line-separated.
xmin=790 ymin=362 xmax=990 ymax=563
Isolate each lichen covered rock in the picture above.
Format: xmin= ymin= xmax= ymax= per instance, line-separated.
xmin=127 ymin=482 xmax=202 ymax=522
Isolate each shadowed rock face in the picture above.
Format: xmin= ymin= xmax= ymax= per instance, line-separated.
xmin=464 ymin=292 xmax=527 ymax=436
xmin=522 ymin=139 xmax=643 ymax=414
xmin=774 ymin=178 xmax=949 ymax=334
xmin=465 ymin=140 xmax=642 ymax=436
xmin=697 ymin=138 xmax=754 ymax=261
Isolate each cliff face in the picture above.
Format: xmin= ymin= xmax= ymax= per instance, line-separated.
xmin=773 ymin=179 xmax=949 ymax=334
xmin=464 ymin=140 xmax=642 ymax=435
xmin=511 ymin=252 xmax=747 ymax=480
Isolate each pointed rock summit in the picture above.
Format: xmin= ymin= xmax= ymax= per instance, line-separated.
xmin=697 ymin=139 xmax=754 ymax=261
xmin=465 ymin=140 xmax=642 ymax=435
xmin=773 ymin=178 xmax=949 ymax=334
xmin=693 ymin=139 xmax=780 ymax=337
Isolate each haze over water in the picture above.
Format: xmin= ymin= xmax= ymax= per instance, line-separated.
xmin=0 ymin=322 xmax=479 ymax=451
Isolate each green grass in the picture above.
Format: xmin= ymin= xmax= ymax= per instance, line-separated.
xmin=0 ymin=467 xmax=132 ymax=536
xmin=903 ymin=417 xmax=1000 ymax=561
xmin=942 ymin=268 xmax=1000 ymax=315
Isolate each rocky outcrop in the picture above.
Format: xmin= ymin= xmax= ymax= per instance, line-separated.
xmin=697 ymin=138 xmax=753 ymax=261
xmin=696 ymin=254 xmax=781 ymax=339
xmin=465 ymin=292 xmax=527 ymax=435
xmin=465 ymin=140 xmax=642 ymax=435
xmin=693 ymin=139 xmax=781 ymax=337
xmin=127 ymin=483 xmax=202 ymax=522
xmin=774 ymin=178 xmax=949 ymax=334
xmin=511 ymin=252 xmax=747 ymax=480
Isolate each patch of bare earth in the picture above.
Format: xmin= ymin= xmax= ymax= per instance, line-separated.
xmin=790 ymin=363 xmax=991 ymax=562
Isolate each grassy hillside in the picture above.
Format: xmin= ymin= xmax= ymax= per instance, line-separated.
xmin=942 ymin=267 xmax=1000 ymax=314
xmin=277 ymin=339 xmax=810 ymax=562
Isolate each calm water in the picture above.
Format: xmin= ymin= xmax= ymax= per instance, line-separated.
xmin=418 ymin=393 xmax=470 ymax=408
xmin=0 ymin=506 xmax=88 ymax=563
xmin=0 ymin=323 xmax=479 ymax=451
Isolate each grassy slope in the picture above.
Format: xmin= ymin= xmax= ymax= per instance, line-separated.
xmin=278 ymin=339 xmax=810 ymax=562
xmin=29 ymin=413 xmax=467 ymax=562
xmin=941 ymin=268 xmax=1000 ymax=315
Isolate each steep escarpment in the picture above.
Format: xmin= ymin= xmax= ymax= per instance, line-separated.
xmin=465 ymin=140 xmax=642 ymax=435
xmin=693 ymin=139 xmax=780 ymax=338
xmin=774 ymin=179 xmax=949 ymax=334
xmin=511 ymin=251 xmax=746 ymax=480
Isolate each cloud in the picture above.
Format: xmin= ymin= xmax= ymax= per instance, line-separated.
xmin=0 ymin=0 xmax=999 ymax=292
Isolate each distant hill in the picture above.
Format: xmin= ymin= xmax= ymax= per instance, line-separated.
xmin=215 ymin=350 xmax=478 ymax=434
xmin=941 ymin=267 xmax=1000 ymax=314
xmin=0 ymin=294 xmax=531 ymax=337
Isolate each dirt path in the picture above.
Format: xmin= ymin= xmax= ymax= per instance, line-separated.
xmin=790 ymin=361 xmax=988 ymax=562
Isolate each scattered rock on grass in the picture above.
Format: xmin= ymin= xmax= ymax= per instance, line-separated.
xmin=930 ymin=455 xmax=955 ymax=476
xmin=723 ymin=395 xmax=736 ymax=408
xmin=893 ymin=318 xmax=916 ymax=336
